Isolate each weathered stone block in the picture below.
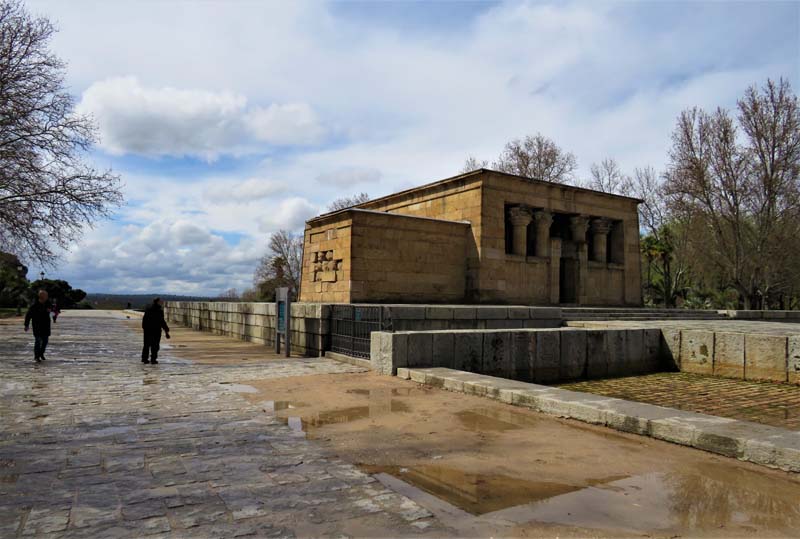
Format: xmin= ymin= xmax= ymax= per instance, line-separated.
xmin=507 ymin=307 xmax=530 ymax=320
xmin=378 ymin=333 xmax=407 ymax=375
xmin=713 ymin=332 xmax=745 ymax=379
xmin=745 ymin=334 xmax=787 ymax=382
xmin=789 ymin=336 xmax=800 ymax=385
xmin=475 ymin=307 xmax=508 ymax=320
xmin=386 ymin=306 xmax=426 ymax=320
xmin=534 ymin=330 xmax=560 ymax=383
xmin=559 ymin=330 xmax=587 ymax=381
xmin=606 ymin=330 xmax=627 ymax=377
xmin=624 ymin=329 xmax=645 ymax=374
xmin=510 ymin=331 xmax=536 ymax=382
xmin=451 ymin=307 xmax=476 ymax=320
xmin=406 ymin=333 xmax=433 ymax=368
xmin=431 ymin=332 xmax=455 ymax=369
xmin=659 ymin=328 xmax=681 ymax=369
xmin=482 ymin=332 xmax=511 ymax=377
xmin=585 ymin=330 xmax=608 ymax=379
xmin=642 ymin=329 xmax=661 ymax=372
xmin=425 ymin=307 xmax=453 ymax=320
xmin=680 ymin=330 xmax=714 ymax=374
xmin=453 ymin=332 xmax=483 ymax=373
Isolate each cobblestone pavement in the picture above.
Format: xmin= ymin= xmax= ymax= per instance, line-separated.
xmin=559 ymin=372 xmax=800 ymax=430
xmin=0 ymin=311 xmax=448 ymax=538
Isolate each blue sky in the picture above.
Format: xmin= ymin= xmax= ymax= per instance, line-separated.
xmin=24 ymin=0 xmax=800 ymax=295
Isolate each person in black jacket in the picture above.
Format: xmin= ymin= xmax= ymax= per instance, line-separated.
xmin=141 ymin=298 xmax=170 ymax=364
xmin=24 ymin=290 xmax=52 ymax=362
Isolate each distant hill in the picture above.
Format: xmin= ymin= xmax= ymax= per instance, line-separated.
xmin=84 ymin=293 xmax=217 ymax=310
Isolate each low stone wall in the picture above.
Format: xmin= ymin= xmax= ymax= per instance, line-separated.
xmin=381 ymin=305 xmax=561 ymax=331
xmin=370 ymin=327 xmax=664 ymax=383
xmin=662 ymin=328 xmax=800 ymax=384
xmin=721 ymin=310 xmax=800 ymax=321
xmin=164 ymin=301 xmax=328 ymax=357
xmin=163 ymin=302 xmax=562 ymax=358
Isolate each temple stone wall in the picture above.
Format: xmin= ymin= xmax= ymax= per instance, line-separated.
xmin=300 ymin=210 xmax=470 ymax=304
xmin=301 ymin=169 xmax=642 ymax=306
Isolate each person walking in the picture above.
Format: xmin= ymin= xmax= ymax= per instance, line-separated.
xmin=24 ymin=290 xmax=52 ymax=362
xmin=141 ymin=298 xmax=170 ymax=364
xmin=51 ymin=298 xmax=61 ymax=323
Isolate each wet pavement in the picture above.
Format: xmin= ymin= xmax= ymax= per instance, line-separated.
xmin=559 ymin=371 xmax=800 ymax=430
xmin=0 ymin=311 xmax=445 ymax=538
xmin=3 ymin=311 xmax=800 ymax=538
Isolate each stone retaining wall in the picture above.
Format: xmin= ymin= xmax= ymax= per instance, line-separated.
xmin=370 ymin=327 xmax=665 ymax=383
xmin=662 ymin=328 xmax=800 ymax=384
xmin=163 ymin=302 xmax=562 ymax=358
xmin=164 ymin=301 xmax=329 ymax=356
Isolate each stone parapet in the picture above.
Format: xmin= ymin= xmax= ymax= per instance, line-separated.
xmin=369 ymin=327 xmax=663 ymax=381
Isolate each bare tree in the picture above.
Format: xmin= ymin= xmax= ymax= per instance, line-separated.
xmin=492 ymin=134 xmax=577 ymax=183
xmin=216 ymin=288 xmax=240 ymax=301
xmin=664 ymin=78 xmax=800 ymax=309
xmin=253 ymin=229 xmax=303 ymax=299
xmin=587 ymin=158 xmax=627 ymax=194
xmin=460 ymin=155 xmax=488 ymax=173
xmin=0 ymin=1 xmax=122 ymax=265
xmin=327 ymin=192 xmax=369 ymax=211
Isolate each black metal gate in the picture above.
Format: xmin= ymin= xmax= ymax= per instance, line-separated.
xmin=329 ymin=305 xmax=389 ymax=358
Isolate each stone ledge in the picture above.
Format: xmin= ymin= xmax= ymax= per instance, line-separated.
xmin=323 ymin=351 xmax=372 ymax=370
xmin=395 ymin=367 xmax=800 ymax=473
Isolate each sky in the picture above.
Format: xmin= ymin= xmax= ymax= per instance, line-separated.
xmin=24 ymin=0 xmax=800 ymax=296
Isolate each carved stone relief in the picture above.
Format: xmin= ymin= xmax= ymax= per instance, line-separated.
xmin=312 ymin=250 xmax=343 ymax=282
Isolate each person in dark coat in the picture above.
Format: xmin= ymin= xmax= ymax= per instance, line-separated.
xmin=24 ymin=290 xmax=52 ymax=362
xmin=141 ymin=298 xmax=170 ymax=364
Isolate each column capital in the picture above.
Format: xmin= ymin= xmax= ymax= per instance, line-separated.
xmin=508 ymin=206 xmax=533 ymax=226
xmin=569 ymin=215 xmax=589 ymax=243
xmin=533 ymin=210 xmax=553 ymax=227
xmin=590 ymin=217 xmax=613 ymax=235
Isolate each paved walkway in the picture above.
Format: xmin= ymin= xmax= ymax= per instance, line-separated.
xmin=0 ymin=311 xmax=445 ymax=538
xmin=559 ymin=372 xmax=800 ymax=430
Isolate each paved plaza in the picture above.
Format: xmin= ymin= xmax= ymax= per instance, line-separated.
xmin=0 ymin=311 xmax=444 ymax=538
xmin=2 ymin=311 xmax=800 ymax=538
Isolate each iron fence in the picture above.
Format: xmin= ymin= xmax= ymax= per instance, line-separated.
xmin=329 ymin=305 xmax=390 ymax=358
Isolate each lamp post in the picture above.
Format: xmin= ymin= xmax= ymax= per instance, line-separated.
xmin=39 ymin=271 xmax=45 ymax=281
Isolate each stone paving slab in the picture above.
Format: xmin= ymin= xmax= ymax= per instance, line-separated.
xmin=397 ymin=367 xmax=800 ymax=473
xmin=0 ymin=312 xmax=449 ymax=538
xmin=559 ymin=372 xmax=800 ymax=430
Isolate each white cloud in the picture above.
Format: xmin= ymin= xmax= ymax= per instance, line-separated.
xmin=316 ymin=166 xmax=382 ymax=187
xmin=245 ymin=103 xmax=325 ymax=145
xmin=77 ymin=77 xmax=325 ymax=160
xmin=203 ymin=178 xmax=288 ymax=203
xmin=259 ymin=197 xmax=319 ymax=233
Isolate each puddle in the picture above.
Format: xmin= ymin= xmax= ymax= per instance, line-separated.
xmin=263 ymin=400 xmax=308 ymax=412
xmin=455 ymin=408 xmax=540 ymax=432
xmin=346 ymin=388 xmax=429 ymax=397
xmin=370 ymin=460 xmax=800 ymax=533
xmin=364 ymin=463 xmax=598 ymax=515
xmin=492 ymin=466 xmax=800 ymax=533
xmin=277 ymin=400 xmax=411 ymax=433
xmin=142 ymin=379 xmax=158 ymax=385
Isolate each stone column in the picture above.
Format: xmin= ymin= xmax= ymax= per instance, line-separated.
xmin=549 ymin=238 xmax=561 ymax=304
xmin=508 ymin=206 xmax=532 ymax=256
xmin=569 ymin=215 xmax=589 ymax=243
xmin=590 ymin=218 xmax=612 ymax=263
xmin=533 ymin=210 xmax=553 ymax=258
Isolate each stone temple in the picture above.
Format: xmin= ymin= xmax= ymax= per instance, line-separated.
xmin=300 ymin=169 xmax=642 ymax=306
